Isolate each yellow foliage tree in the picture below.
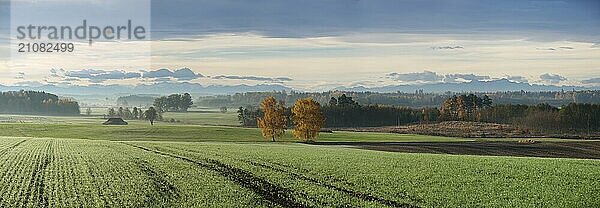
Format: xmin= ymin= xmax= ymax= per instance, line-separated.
xmin=292 ymin=98 xmax=325 ymax=142
xmin=257 ymin=96 xmax=287 ymax=142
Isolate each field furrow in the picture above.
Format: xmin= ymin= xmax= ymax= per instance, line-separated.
xmin=123 ymin=142 xmax=305 ymax=208
xmin=128 ymin=142 xmax=420 ymax=207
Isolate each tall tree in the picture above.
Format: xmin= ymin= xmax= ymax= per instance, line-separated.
xmin=167 ymin=94 xmax=182 ymax=111
xmin=337 ymin=94 xmax=358 ymax=107
xmin=117 ymin=107 xmax=125 ymax=118
xmin=482 ymin=95 xmax=493 ymax=108
xmin=144 ymin=107 xmax=158 ymax=125
xmin=153 ymin=97 xmax=168 ymax=112
xmin=257 ymin=96 xmax=287 ymax=142
xmin=439 ymin=96 xmax=458 ymax=121
xmin=328 ymin=97 xmax=338 ymax=106
xmin=132 ymin=107 xmax=139 ymax=119
xmin=107 ymin=108 xmax=116 ymax=117
xmin=124 ymin=108 xmax=133 ymax=119
xmin=237 ymin=106 xmax=246 ymax=125
xmin=153 ymin=93 xmax=193 ymax=112
xmin=180 ymin=93 xmax=194 ymax=112
xmin=292 ymin=98 xmax=325 ymax=142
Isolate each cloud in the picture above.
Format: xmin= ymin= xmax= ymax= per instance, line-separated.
xmin=444 ymin=73 xmax=491 ymax=83
xmin=15 ymin=72 xmax=25 ymax=79
xmin=212 ymin=75 xmax=293 ymax=82
xmin=505 ymin=75 xmax=529 ymax=83
xmin=142 ymin=69 xmax=173 ymax=78
xmin=173 ymin=68 xmax=204 ymax=80
xmin=386 ymin=71 xmax=496 ymax=83
xmin=143 ymin=68 xmax=203 ymax=80
xmin=582 ymin=78 xmax=600 ymax=84
xmin=64 ymin=69 xmax=141 ymax=82
xmin=432 ymin=46 xmax=464 ymax=50
xmin=536 ymin=48 xmax=556 ymax=51
xmin=14 ymin=81 xmax=45 ymax=87
xmin=539 ymin=73 xmax=567 ymax=84
xmin=385 ymin=71 xmax=443 ymax=83
xmin=536 ymin=46 xmax=574 ymax=51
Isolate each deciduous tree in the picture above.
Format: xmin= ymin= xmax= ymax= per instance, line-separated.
xmin=292 ymin=98 xmax=325 ymax=142
xmin=144 ymin=107 xmax=158 ymax=125
xmin=257 ymin=96 xmax=287 ymax=142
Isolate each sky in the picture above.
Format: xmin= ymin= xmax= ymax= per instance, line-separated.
xmin=1 ymin=0 xmax=600 ymax=91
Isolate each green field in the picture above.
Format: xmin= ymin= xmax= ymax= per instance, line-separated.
xmin=0 ymin=121 xmax=467 ymax=143
xmin=0 ymin=113 xmax=598 ymax=207
xmin=162 ymin=111 xmax=240 ymax=126
xmin=0 ymin=137 xmax=598 ymax=207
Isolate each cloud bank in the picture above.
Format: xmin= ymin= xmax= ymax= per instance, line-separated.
xmin=143 ymin=68 xmax=204 ymax=80
xmin=539 ymin=73 xmax=567 ymax=84
xmin=582 ymin=78 xmax=600 ymax=84
xmin=212 ymin=75 xmax=293 ymax=82
xmin=385 ymin=71 xmax=492 ymax=83
xmin=386 ymin=71 xmax=443 ymax=82
xmin=64 ymin=69 xmax=141 ymax=82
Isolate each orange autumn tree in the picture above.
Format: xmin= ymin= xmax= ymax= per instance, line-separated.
xmin=257 ymin=96 xmax=287 ymax=142
xmin=292 ymin=98 xmax=325 ymax=142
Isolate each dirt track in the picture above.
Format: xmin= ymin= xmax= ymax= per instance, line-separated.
xmin=315 ymin=141 xmax=600 ymax=159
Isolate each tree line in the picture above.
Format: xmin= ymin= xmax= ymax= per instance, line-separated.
xmin=153 ymin=93 xmax=193 ymax=112
xmin=238 ymin=94 xmax=430 ymax=128
xmin=106 ymin=106 xmax=160 ymax=125
xmin=477 ymin=103 xmax=600 ymax=134
xmin=0 ymin=90 xmax=80 ymax=115
xmin=434 ymin=94 xmax=599 ymax=134
xmin=240 ymin=93 xmax=600 ymax=134
xmin=199 ymin=90 xmax=600 ymax=109
xmin=106 ymin=93 xmax=193 ymax=125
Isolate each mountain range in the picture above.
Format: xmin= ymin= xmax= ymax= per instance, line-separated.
xmin=1 ymin=79 xmax=598 ymax=99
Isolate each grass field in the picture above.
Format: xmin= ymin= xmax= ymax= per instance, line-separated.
xmin=0 ymin=137 xmax=598 ymax=207
xmin=0 ymin=122 xmax=467 ymax=143
xmin=162 ymin=111 xmax=240 ymax=126
xmin=0 ymin=113 xmax=598 ymax=207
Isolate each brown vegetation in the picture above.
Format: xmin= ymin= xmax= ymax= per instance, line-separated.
xmin=329 ymin=121 xmax=600 ymax=139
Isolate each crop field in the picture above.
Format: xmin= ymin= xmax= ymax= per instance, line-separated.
xmin=0 ymin=137 xmax=599 ymax=207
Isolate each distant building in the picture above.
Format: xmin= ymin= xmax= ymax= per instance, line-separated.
xmin=102 ymin=118 xmax=128 ymax=125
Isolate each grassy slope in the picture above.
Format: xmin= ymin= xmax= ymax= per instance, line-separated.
xmin=0 ymin=137 xmax=598 ymax=207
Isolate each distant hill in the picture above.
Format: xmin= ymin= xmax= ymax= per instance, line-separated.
xmin=336 ymin=79 xmax=593 ymax=93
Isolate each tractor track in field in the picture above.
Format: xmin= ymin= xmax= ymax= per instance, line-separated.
xmin=123 ymin=143 xmax=309 ymax=208
xmin=22 ymin=140 xmax=53 ymax=208
xmin=0 ymin=139 xmax=29 ymax=155
xmin=134 ymin=158 xmax=180 ymax=207
xmin=243 ymin=159 xmax=420 ymax=208
xmin=139 ymin=145 xmax=419 ymax=208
